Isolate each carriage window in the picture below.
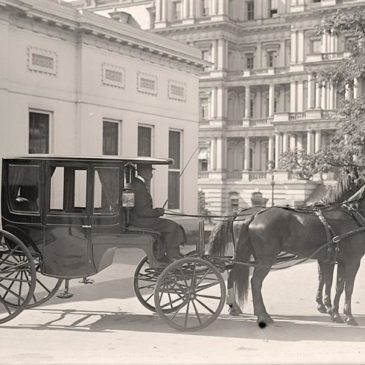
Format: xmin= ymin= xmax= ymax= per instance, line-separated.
xmin=8 ymin=164 xmax=40 ymax=213
xmin=49 ymin=166 xmax=87 ymax=213
xmin=94 ymin=167 xmax=120 ymax=214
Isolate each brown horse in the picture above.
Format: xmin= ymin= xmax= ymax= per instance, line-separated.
xmin=209 ymin=176 xmax=365 ymax=326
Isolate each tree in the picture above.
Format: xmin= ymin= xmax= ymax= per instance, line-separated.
xmin=281 ymin=9 xmax=365 ymax=179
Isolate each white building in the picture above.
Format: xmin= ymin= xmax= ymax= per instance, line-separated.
xmin=0 ymin=0 xmax=205 ymax=214
xmin=77 ymin=0 xmax=365 ymax=214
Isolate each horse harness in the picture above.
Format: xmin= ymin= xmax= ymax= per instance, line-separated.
xmin=314 ymin=204 xmax=365 ymax=263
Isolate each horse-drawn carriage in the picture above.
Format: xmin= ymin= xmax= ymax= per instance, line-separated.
xmin=0 ymin=155 xmax=227 ymax=331
xmin=1 ymin=155 xmax=365 ymax=332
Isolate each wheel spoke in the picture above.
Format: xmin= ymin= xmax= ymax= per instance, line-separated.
xmin=195 ymin=293 xmax=221 ymax=300
xmin=184 ymin=299 xmax=191 ymax=327
xmin=191 ymin=299 xmax=202 ymax=325
xmin=1 ymin=271 xmax=20 ymax=301
xmin=194 ymin=297 xmax=215 ymax=314
xmin=195 ymin=281 xmax=221 ymax=293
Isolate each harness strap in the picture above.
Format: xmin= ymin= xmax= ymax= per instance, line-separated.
xmin=314 ymin=208 xmax=339 ymax=263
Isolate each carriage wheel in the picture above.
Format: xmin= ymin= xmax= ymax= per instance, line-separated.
xmin=23 ymin=256 xmax=63 ymax=309
xmin=154 ymin=257 xmax=226 ymax=332
xmin=0 ymin=230 xmax=36 ymax=324
xmin=134 ymin=251 xmax=198 ymax=313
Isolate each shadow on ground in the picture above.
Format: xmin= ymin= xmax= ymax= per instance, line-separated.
xmin=3 ymin=307 xmax=365 ymax=342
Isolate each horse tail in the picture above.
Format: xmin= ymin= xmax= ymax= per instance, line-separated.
xmin=231 ymin=222 xmax=253 ymax=308
xmin=207 ymin=217 xmax=233 ymax=256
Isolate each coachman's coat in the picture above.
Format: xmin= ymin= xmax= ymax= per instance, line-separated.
xmin=130 ymin=177 xmax=185 ymax=258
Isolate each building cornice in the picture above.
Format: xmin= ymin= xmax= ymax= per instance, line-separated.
xmin=1 ymin=0 xmax=206 ymax=71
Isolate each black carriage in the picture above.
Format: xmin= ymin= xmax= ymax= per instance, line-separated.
xmin=0 ymin=155 xmax=226 ymax=331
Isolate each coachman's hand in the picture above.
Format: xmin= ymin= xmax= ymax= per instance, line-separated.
xmin=156 ymin=208 xmax=165 ymax=216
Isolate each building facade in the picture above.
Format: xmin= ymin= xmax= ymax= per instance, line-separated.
xmin=0 ymin=0 xmax=205 ymax=214
xmin=52 ymin=0 xmax=365 ymax=213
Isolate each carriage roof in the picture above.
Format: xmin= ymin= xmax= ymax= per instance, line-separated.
xmin=2 ymin=155 xmax=173 ymax=165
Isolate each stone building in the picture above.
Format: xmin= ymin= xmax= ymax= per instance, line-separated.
xmin=49 ymin=0 xmax=365 ymax=213
xmin=0 ymin=0 xmax=205 ymax=214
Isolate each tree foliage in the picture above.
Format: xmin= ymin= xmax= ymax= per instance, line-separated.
xmin=282 ymin=9 xmax=365 ymax=179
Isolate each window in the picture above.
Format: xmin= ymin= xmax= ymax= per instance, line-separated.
xmin=172 ymin=0 xmax=182 ymax=19
xmin=94 ymin=167 xmax=120 ymax=214
xmin=202 ymin=0 xmax=210 ymax=16
xmin=249 ymin=99 xmax=254 ymax=118
xmin=229 ymin=192 xmax=239 ymax=212
xmin=247 ymin=1 xmax=254 ymax=20
xmin=49 ymin=166 xmax=87 ymax=213
xmin=246 ymin=53 xmax=254 ymax=69
xmin=201 ymin=49 xmax=211 ymax=62
xmin=311 ymin=39 xmax=321 ymax=53
xmin=138 ymin=126 xmax=152 ymax=157
xmin=201 ymin=98 xmax=209 ymax=120
xmin=103 ymin=120 xmax=120 ymax=156
xmin=29 ymin=111 xmax=50 ymax=154
xmin=267 ymin=51 xmax=277 ymax=68
xmin=269 ymin=0 xmax=278 ymax=17
xmin=345 ymin=37 xmax=356 ymax=52
xmin=8 ymin=164 xmax=40 ymax=213
xmin=168 ymin=130 xmax=181 ymax=210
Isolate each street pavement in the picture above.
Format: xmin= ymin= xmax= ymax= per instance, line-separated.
xmin=0 ymin=248 xmax=365 ymax=365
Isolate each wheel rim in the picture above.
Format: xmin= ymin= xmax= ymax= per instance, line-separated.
xmin=0 ymin=231 xmax=36 ymax=324
xmin=134 ymin=256 xmax=160 ymax=312
xmin=154 ymin=257 xmax=226 ymax=331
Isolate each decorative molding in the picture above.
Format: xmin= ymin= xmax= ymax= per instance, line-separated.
xmin=27 ymin=46 xmax=57 ymax=76
xmin=137 ymin=72 xmax=158 ymax=95
xmin=102 ymin=63 xmax=125 ymax=89
xmin=168 ymin=79 xmax=186 ymax=102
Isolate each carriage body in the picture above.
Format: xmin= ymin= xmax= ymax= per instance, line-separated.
xmin=1 ymin=155 xmax=172 ymax=279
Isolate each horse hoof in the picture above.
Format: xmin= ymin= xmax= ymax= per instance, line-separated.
xmin=317 ymin=304 xmax=327 ymax=314
xmin=345 ymin=317 xmax=359 ymax=326
xmin=331 ymin=313 xmax=344 ymax=323
xmin=228 ymin=308 xmax=240 ymax=316
xmin=257 ymin=315 xmax=274 ymax=328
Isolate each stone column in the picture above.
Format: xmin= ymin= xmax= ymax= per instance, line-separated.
xmin=290 ymin=82 xmax=297 ymax=112
xmin=321 ymin=32 xmax=327 ymax=53
xmin=211 ymin=87 xmax=217 ymax=119
xmin=211 ymin=40 xmax=218 ymax=70
xmin=315 ymin=130 xmax=322 ymax=152
xmin=315 ymin=80 xmax=321 ymax=108
xmin=254 ymin=0 xmax=262 ymax=18
xmin=275 ymin=133 xmax=281 ymax=168
xmin=212 ymin=0 xmax=218 ymax=15
xmin=216 ymin=86 xmax=224 ymax=119
xmin=291 ymin=30 xmax=297 ymax=64
xmin=345 ymin=84 xmax=352 ymax=100
xmin=354 ymin=78 xmax=360 ymax=99
xmin=183 ymin=0 xmax=189 ymax=18
xmin=244 ymin=86 xmax=250 ymax=118
xmin=297 ymin=80 xmax=304 ymax=112
xmin=297 ymin=30 xmax=304 ymax=63
xmin=282 ymin=132 xmax=289 ymax=153
xmin=217 ymin=38 xmax=226 ymax=70
xmin=268 ymin=136 xmax=274 ymax=163
xmin=307 ymin=73 xmax=314 ymax=109
xmin=321 ymin=82 xmax=326 ymax=109
xmin=216 ymin=138 xmax=227 ymax=170
xmin=307 ymin=130 xmax=314 ymax=154
xmin=189 ymin=0 xmax=195 ymax=17
xmin=256 ymin=90 xmax=261 ymax=117
xmin=161 ymin=0 xmax=167 ymax=22
xmin=289 ymin=134 xmax=296 ymax=151
xmin=269 ymin=84 xmax=275 ymax=117
xmin=210 ymin=138 xmax=216 ymax=170
xmin=244 ymin=137 xmax=250 ymax=170
xmin=297 ymin=134 xmax=304 ymax=150
xmin=256 ymin=42 xmax=262 ymax=69
xmin=155 ymin=0 xmax=162 ymax=22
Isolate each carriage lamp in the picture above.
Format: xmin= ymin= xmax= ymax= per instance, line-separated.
xmin=122 ymin=186 xmax=135 ymax=208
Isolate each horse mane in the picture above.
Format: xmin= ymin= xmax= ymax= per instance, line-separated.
xmin=319 ymin=175 xmax=354 ymax=205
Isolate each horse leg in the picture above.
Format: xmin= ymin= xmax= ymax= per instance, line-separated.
xmin=343 ymin=260 xmax=361 ymax=326
xmin=251 ymin=265 xmax=273 ymax=326
xmin=330 ymin=261 xmax=345 ymax=323
xmin=316 ymin=261 xmax=326 ymax=313
xmin=226 ymin=267 xmax=243 ymax=316
xmin=323 ymin=262 xmax=335 ymax=312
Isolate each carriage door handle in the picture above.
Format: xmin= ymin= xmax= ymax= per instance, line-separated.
xmin=82 ymin=225 xmax=92 ymax=229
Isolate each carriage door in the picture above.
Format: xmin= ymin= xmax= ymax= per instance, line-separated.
xmin=43 ymin=163 xmax=93 ymax=278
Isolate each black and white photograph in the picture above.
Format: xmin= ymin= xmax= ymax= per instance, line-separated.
xmin=1 ymin=0 xmax=365 ymax=364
